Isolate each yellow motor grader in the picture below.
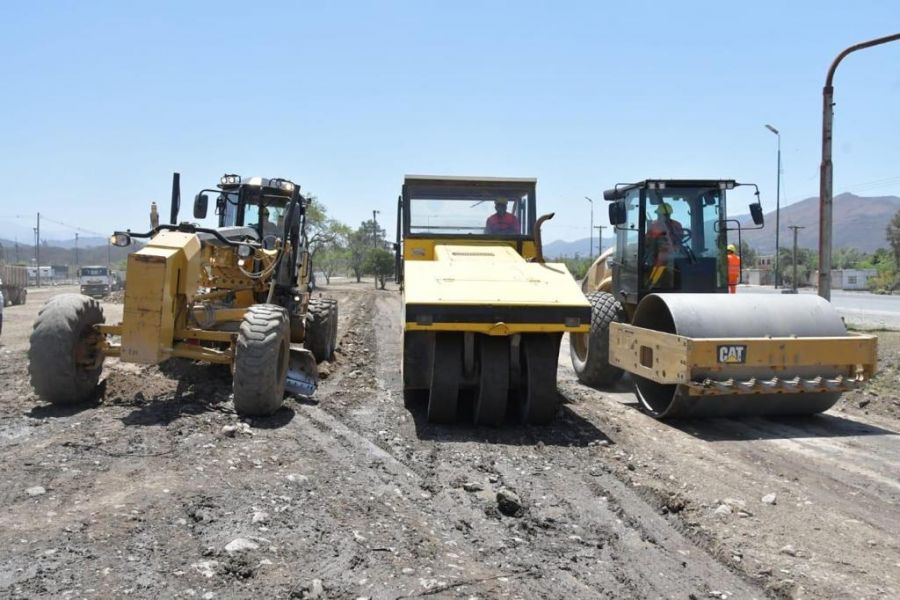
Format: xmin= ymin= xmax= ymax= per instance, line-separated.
xmin=29 ymin=173 xmax=338 ymax=416
xmin=570 ymin=179 xmax=877 ymax=418
xmin=397 ymin=175 xmax=591 ymax=425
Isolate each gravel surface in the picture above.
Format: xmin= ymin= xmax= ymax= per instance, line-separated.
xmin=0 ymin=283 xmax=897 ymax=599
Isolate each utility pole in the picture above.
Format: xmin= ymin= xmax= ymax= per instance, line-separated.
xmin=764 ymin=124 xmax=782 ymax=287
xmin=789 ymin=225 xmax=805 ymax=293
xmin=74 ymin=232 xmax=79 ymax=275
xmin=594 ymin=225 xmax=606 ymax=256
xmin=584 ymin=197 xmax=594 ymax=257
xmin=818 ymin=32 xmax=900 ymax=301
xmin=35 ymin=212 xmax=41 ymax=287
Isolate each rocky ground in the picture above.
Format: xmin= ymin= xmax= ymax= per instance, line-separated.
xmin=0 ymin=283 xmax=898 ymax=599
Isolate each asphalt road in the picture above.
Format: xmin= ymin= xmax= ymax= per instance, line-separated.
xmin=739 ymin=285 xmax=900 ymax=330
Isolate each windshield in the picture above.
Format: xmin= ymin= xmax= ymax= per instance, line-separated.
xmin=81 ymin=267 xmax=108 ymax=276
xmin=407 ymin=186 xmax=532 ymax=236
xmin=644 ymin=187 xmax=724 ymax=261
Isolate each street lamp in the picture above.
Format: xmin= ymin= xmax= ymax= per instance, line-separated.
xmin=818 ymin=31 xmax=900 ymax=300
xmin=765 ymin=123 xmax=782 ymax=287
xmin=584 ymin=196 xmax=594 ymax=257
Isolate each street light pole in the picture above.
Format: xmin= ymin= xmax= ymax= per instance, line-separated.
xmin=594 ymin=225 xmax=606 ymax=256
xmin=818 ymin=32 xmax=900 ymax=301
xmin=584 ymin=197 xmax=594 ymax=257
xmin=765 ymin=124 xmax=781 ymax=288
xmin=788 ymin=225 xmax=805 ymax=293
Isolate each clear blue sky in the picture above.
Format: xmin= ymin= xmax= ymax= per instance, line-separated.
xmin=1 ymin=1 xmax=898 ymax=244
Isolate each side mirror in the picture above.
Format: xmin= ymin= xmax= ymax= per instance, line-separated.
xmin=110 ymin=233 xmax=132 ymax=247
xmin=608 ymin=201 xmax=626 ymax=226
xmin=750 ymin=202 xmax=764 ymax=226
xmin=194 ymin=194 xmax=209 ymax=219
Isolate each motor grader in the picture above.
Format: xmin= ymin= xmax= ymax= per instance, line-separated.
xmin=397 ymin=175 xmax=591 ymax=425
xmin=29 ymin=173 xmax=338 ymax=416
xmin=570 ymin=179 xmax=877 ymax=418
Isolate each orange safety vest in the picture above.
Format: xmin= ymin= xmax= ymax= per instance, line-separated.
xmin=727 ymin=252 xmax=741 ymax=285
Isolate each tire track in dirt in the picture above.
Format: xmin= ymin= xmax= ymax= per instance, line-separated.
xmin=316 ymin=287 xmax=766 ymax=598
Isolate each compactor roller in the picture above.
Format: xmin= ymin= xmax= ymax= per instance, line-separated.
xmin=571 ymin=179 xmax=877 ymax=419
xmin=397 ymin=176 xmax=591 ymax=425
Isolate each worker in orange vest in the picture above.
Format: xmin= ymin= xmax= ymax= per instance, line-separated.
xmin=726 ymin=243 xmax=741 ymax=293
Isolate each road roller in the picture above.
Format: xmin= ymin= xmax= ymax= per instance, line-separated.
xmin=570 ymin=179 xmax=877 ymax=418
xmin=396 ymin=175 xmax=591 ymax=425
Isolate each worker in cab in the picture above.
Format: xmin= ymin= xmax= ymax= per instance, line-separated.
xmin=485 ymin=197 xmax=520 ymax=234
xmin=727 ymin=243 xmax=741 ymax=293
xmin=644 ymin=202 xmax=684 ymax=287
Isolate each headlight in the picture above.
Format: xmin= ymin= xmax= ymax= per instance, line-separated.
xmin=270 ymin=178 xmax=295 ymax=192
xmin=220 ymin=174 xmax=241 ymax=185
xmin=237 ymin=244 xmax=253 ymax=258
xmin=110 ymin=233 xmax=132 ymax=247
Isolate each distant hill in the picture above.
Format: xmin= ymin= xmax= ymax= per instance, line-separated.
xmin=544 ymin=236 xmax=615 ymax=259
xmin=544 ymin=192 xmax=900 ymax=259
xmin=0 ymin=238 xmax=131 ymax=268
xmin=737 ymin=192 xmax=900 ymax=254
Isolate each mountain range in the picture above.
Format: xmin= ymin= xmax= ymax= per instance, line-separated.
xmin=544 ymin=192 xmax=900 ymax=258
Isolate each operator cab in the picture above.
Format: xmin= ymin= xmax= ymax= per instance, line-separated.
xmin=193 ymin=175 xmax=302 ymax=246
xmin=605 ymin=179 xmax=764 ymax=305
xmin=401 ymin=176 xmax=536 ymax=240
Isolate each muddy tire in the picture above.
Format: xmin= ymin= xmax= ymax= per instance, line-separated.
xmin=570 ymin=291 xmax=626 ymax=387
xmin=29 ymin=294 xmax=105 ymax=405
xmin=305 ymin=298 xmax=338 ymax=362
xmin=233 ymin=304 xmax=290 ymax=417
xmin=518 ymin=333 xmax=563 ymax=425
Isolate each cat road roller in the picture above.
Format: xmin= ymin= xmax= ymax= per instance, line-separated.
xmin=570 ymin=179 xmax=877 ymax=418
xmin=29 ymin=173 xmax=338 ymax=416
xmin=397 ymin=175 xmax=591 ymax=425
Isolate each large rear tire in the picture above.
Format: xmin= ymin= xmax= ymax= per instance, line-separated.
xmin=233 ymin=304 xmax=290 ymax=417
xmin=29 ymin=294 xmax=105 ymax=405
xmin=518 ymin=333 xmax=562 ymax=425
xmin=474 ymin=336 xmax=509 ymax=426
xmin=427 ymin=333 xmax=462 ymax=424
xmin=305 ymin=298 xmax=338 ymax=362
xmin=570 ymin=291 xmax=625 ymax=387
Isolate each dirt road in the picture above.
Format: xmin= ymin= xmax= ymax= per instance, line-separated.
xmin=1 ymin=284 xmax=897 ymax=599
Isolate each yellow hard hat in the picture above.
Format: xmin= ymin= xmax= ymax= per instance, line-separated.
xmin=727 ymin=244 xmax=736 ymax=252
xmin=494 ymin=197 xmax=509 ymax=205
xmin=655 ymin=202 xmax=673 ymax=216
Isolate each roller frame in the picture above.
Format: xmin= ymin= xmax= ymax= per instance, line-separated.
xmin=610 ymin=322 xmax=877 ymax=392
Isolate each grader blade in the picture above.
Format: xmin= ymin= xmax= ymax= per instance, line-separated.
xmin=285 ymin=344 xmax=318 ymax=398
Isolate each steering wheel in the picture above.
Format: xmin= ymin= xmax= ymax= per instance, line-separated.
xmin=679 ymin=228 xmax=692 ymax=244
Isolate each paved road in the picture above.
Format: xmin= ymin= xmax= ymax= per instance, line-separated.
xmin=739 ymin=285 xmax=900 ymax=330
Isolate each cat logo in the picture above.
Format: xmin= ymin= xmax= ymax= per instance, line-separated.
xmin=717 ymin=345 xmax=747 ymax=364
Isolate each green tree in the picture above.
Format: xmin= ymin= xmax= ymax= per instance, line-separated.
xmin=739 ymin=240 xmax=757 ymax=268
xmin=887 ymin=210 xmax=900 ymax=271
xmin=316 ymin=246 xmax=348 ymax=285
xmin=363 ymin=248 xmax=395 ymax=289
xmin=347 ymin=229 xmax=370 ymax=283
xmin=833 ymin=247 xmax=864 ymax=269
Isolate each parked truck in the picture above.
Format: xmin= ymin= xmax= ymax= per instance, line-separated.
xmin=78 ymin=265 xmax=113 ymax=298
xmin=1 ymin=264 xmax=28 ymax=306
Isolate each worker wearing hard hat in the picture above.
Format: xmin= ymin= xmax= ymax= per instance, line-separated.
xmin=645 ymin=202 xmax=684 ymax=288
xmin=727 ymin=243 xmax=741 ymax=293
xmin=485 ymin=197 xmax=520 ymax=234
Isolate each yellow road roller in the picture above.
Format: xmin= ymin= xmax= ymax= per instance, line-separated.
xmin=570 ymin=179 xmax=877 ymax=418
xmin=397 ymin=175 xmax=591 ymax=425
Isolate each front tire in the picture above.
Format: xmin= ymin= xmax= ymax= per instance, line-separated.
xmin=232 ymin=304 xmax=290 ymax=416
xmin=570 ymin=291 xmax=626 ymax=387
xmin=29 ymin=294 xmax=105 ymax=405
xmin=305 ymin=298 xmax=338 ymax=362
